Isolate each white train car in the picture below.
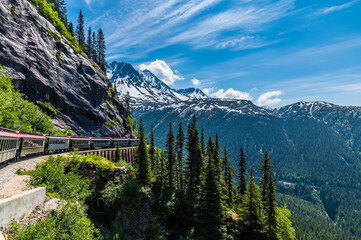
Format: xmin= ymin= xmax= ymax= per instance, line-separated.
xmin=19 ymin=133 xmax=46 ymax=157
xmin=46 ymin=136 xmax=71 ymax=152
xmin=0 ymin=131 xmax=21 ymax=163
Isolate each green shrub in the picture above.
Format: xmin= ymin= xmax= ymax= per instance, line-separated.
xmin=0 ymin=67 xmax=66 ymax=134
xmin=28 ymin=156 xmax=92 ymax=201
xmin=101 ymin=178 xmax=141 ymax=207
xmin=8 ymin=203 xmax=103 ymax=240
xmin=115 ymin=160 xmax=135 ymax=171
xmin=35 ymin=100 xmax=57 ymax=117
xmin=28 ymin=0 xmax=83 ymax=54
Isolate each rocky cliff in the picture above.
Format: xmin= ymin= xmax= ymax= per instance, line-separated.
xmin=0 ymin=0 xmax=133 ymax=136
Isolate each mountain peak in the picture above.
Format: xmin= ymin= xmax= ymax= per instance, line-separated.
xmin=106 ymin=61 xmax=208 ymax=105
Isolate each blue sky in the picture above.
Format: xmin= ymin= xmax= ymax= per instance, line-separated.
xmin=65 ymin=0 xmax=361 ymax=107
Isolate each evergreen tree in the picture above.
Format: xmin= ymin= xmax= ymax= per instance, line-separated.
xmin=238 ymin=148 xmax=248 ymax=197
xmin=222 ymin=145 xmax=235 ymax=207
xmin=134 ymin=119 xmax=152 ymax=186
xmin=196 ymin=137 xmax=224 ymax=239
xmin=75 ymin=10 xmax=85 ymax=46
xmin=200 ymin=125 xmax=205 ymax=155
xmin=97 ymin=28 xmax=106 ymax=71
xmin=166 ymin=123 xmax=176 ymax=193
xmin=149 ymin=124 xmax=156 ymax=172
xmin=92 ymin=31 xmax=98 ymax=62
xmin=114 ymin=143 xmax=121 ymax=162
xmin=176 ymin=122 xmax=185 ymax=190
xmin=49 ymin=0 xmax=67 ymax=25
xmin=86 ymin=28 xmax=92 ymax=58
xmin=259 ymin=152 xmax=278 ymax=240
xmin=67 ymin=22 xmax=74 ymax=36
xmin=186 ymin=115 xmax=203 ymax=200
xmin=124 ymin=91 xmax=132 ymax=116
xmin=240 ymin=169 xmax=265 ymax=240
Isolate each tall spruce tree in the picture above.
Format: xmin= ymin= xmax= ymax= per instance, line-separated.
xmin=49 ymin=0 xmax=67 ymax=25
xmin=149 ymin=125 xmax=156 ymax=172
xmin=200 ymin=125 xmax=205 ymax=155
xmin=186 ymin=115 xmax=203 ymax=200
xmin=67 ymin=22 xmax=74 ymax=36
xmin=75 ymin=10 xmax=85 ymax=46
xmin=86 ymin=28 xmax=93 ymax=58
xmin=238 ymin=148 xmax=247 ymax=197
xmin=240 ymin=169 xmax=265 ymax=240
xmin=196 ymin=137 xmax=224 ymax=239
xmin=97 ymin=28 xmax=106 ymax=71
xmin=176 ymin=122 xmax=185 ymax=190
xmin=222 ymin=145 xmax=235 ymax=207
xmin=134 ymin=119 xmax=152 ymax=186
xmin=166 ymin=123 xmax=175 ymax=193
xmin=92 ymin=31 xmax=98 ymax=62
xmin=114 ymin=143 xmax=121 ymax=162
xmin=259 ymin=151 xmax=278 ymax=240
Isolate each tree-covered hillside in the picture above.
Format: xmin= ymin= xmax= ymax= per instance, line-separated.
xmin=134 ymin=100 xmax=361 ymax=239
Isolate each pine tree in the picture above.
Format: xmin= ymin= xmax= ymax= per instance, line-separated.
xmin=240 ymin=169 xmax=265 ymax=240
xmin=186 ymin=115 xmax=203 ymax=200
xmin=134 ymin=119 xmax=152 ymax=186
xmin=200 ymin=125 xmax=205 ymax=155
xmin=97 ymin=28 xmax=106 ymax=71
xmin=86 ymin=28 xmax=92 ymax=58
xmin=196 ymin=137 xmax=224 ymax=239
xmin=176 ymin=122 xmax=185 ymax=190
xmin=75 ymin=10 xmax=85 ymax=46
xmin=124 ymin=91 xmax=132 ymax=116
xmin=92 ymin=31 xmax=98 ymax=62
xmin=114 ymin=143 xmax=121 ymax=162
xmin=149 ymin=124 xmax=156 ymax=172
xmin=67 ymin=22 xmax=74 ymax=36
xmin=238 ymin=148 xmax=248 ymax=197
xmin=57 ymin=0 xmax=67 ymax=25
xmin=222 ymin=145 xmax=235 ymax=207
xmin=166 ymin=123 xmax=175 ymax=193
xmin=259 ymin=152 xmax=278 ymax=240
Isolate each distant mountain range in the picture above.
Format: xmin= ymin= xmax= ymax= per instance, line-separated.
xmin=106 ymin=61 xmax=207 ymax=106
xmin=107 ymin=61 xmax=361 ymax=239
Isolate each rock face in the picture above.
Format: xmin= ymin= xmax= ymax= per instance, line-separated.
xmin=0 ymin=0 xmax=133 ymax=136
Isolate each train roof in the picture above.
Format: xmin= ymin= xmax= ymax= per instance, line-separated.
xmin=46 ymin=136 xmax=71 ymax=139
xmin=91 ymin=138 xmax=111 ymax=141
xmin=18 ymin=133 xmax=46 ymax=139
xmin=70 ymin=137 xmax=91 ymax=141
xmin=0 ymin=131 xmax=21 ymax=138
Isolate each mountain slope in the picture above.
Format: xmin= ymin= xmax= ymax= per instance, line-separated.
xmin=107 ymin=61 xmax=207 ymax=105
xmin=0 ymin=0 xmax=132 ymax=136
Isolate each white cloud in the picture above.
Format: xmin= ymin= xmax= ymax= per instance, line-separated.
xmin=191 ymin=78 xmax=200 ymax=86
xmin=203 ymin=87 xmax=252 ymax=100
xmin=84 ymin=0 xmax=91 ymax=5
xmin=317 ymin=0 xmax=358 ymax=15
xmin=139 ymin=59 xmax=184 ymax=85
xmin=256 ymin=91 xmax=283 ymax=106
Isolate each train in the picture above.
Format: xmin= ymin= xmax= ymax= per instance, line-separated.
xmin=0 ymin=127 xmax=139 ymax=164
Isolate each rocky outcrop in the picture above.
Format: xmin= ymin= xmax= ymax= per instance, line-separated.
xmin=0 ymin=0 xmax=133 ymax=136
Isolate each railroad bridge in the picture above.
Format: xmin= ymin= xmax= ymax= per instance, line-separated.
xmin=79 ymin=147 xmax=136 ymax=165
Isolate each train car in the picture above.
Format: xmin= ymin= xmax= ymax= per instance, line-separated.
xmin=92 ymin=138 xmax=112 ymax=149
xmin=70 ymin=137 xmax=91 ymax=150
xmin=0 ymin=131 xmax=21 ymax=163
xmin=46 ymin=136 xmax=71 ymax=153
xmin=112 ymin=138 xmax=130 ymax=147
xmin=19 ymin=133 xmax=47 ymax=157
xmin=129 ymin=138 xmax=139 ymax=146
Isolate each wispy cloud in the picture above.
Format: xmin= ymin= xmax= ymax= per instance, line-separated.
xmin=84 ymin=0 xmax=91 ymax=5
xmin=316 ymin=0 xmax=358 ymax=15
xmin=93 ymin=0 xmax=296 ymax=60
xmin=191 ymin=78 xmax=201 ymax=86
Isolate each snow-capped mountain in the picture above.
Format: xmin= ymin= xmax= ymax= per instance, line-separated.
xmin=106 ymin=61 xmax=207 ymax=105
